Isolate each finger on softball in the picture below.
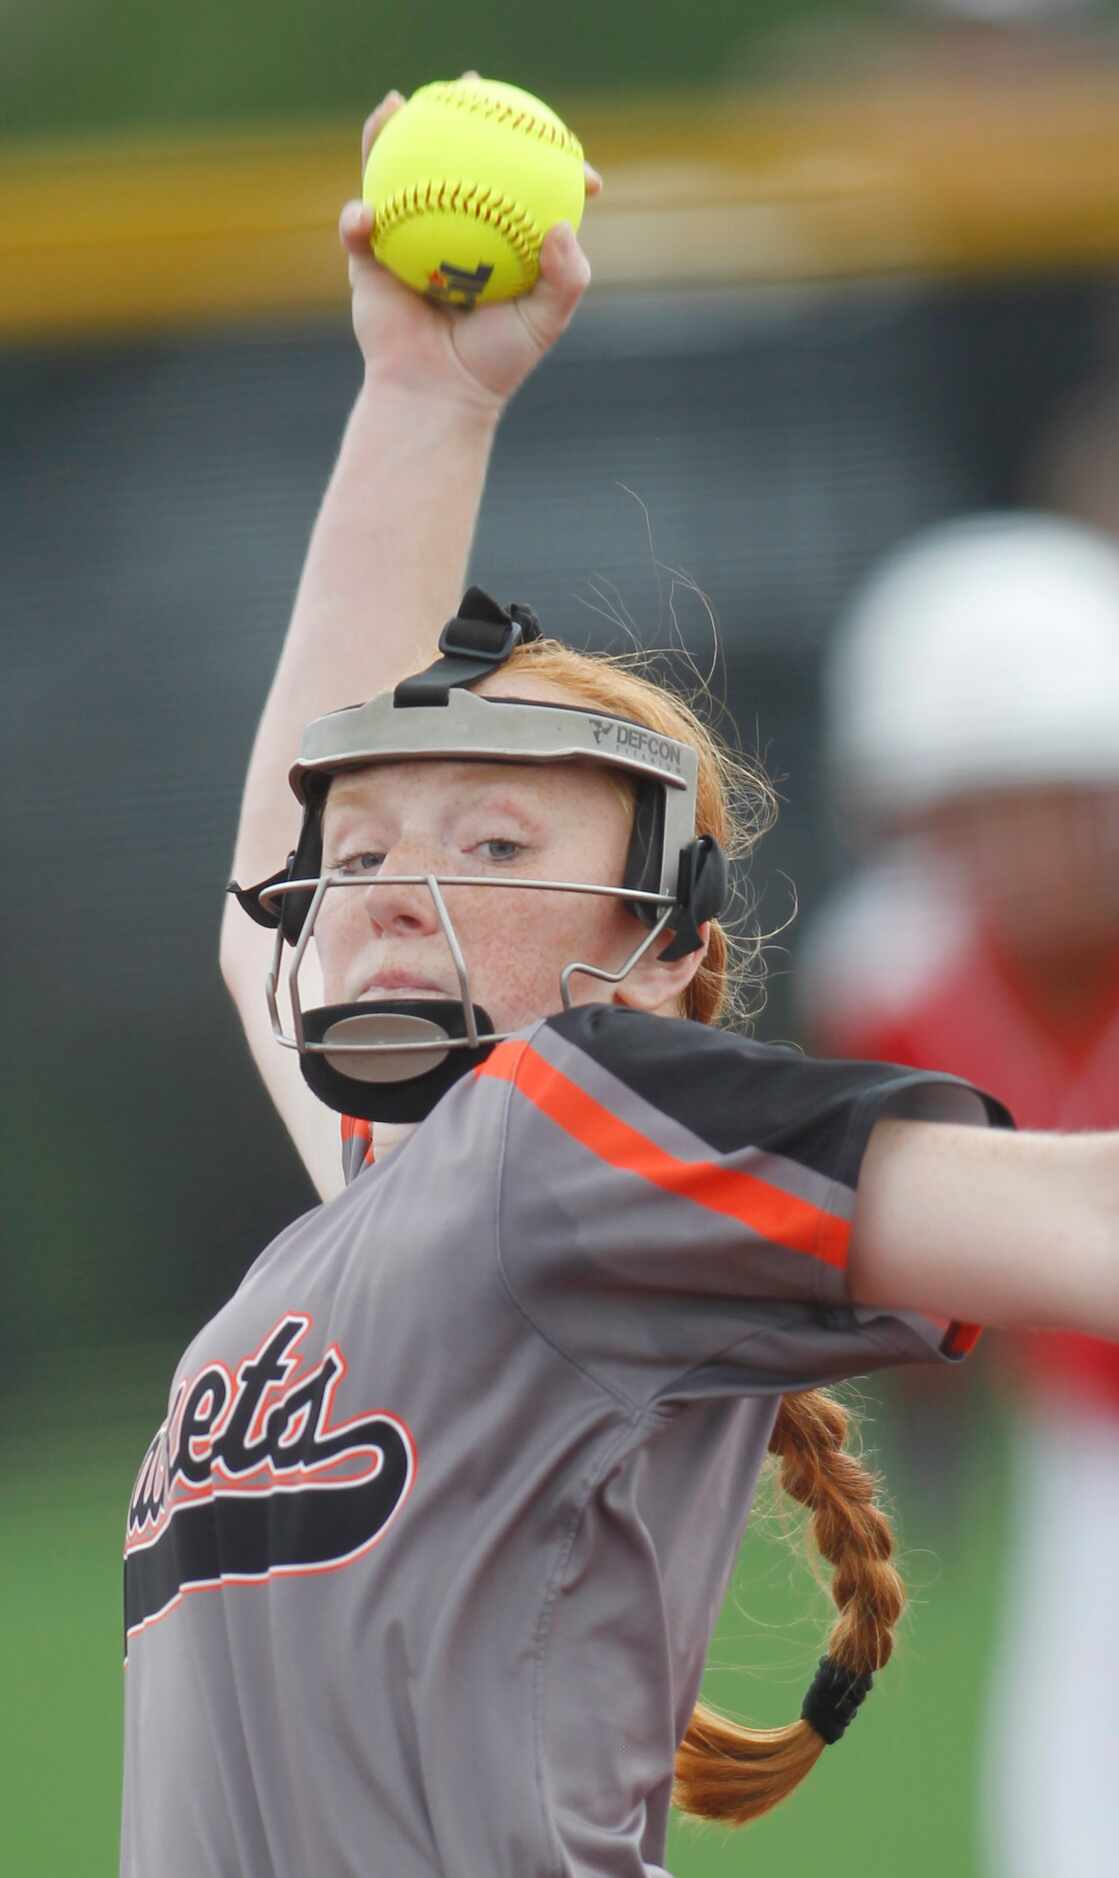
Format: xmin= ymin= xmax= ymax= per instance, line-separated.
xmin=339 ymin=198 xmax=375 ymax=257
xmin=360 ymin=91 xmax=405 ymax=170
xmin=584 ymin=163 xmax=603 ymax=199
xmin=529 ymin=223 xmax=592 ymax=328
xmin=540 ymin=221 xmax=590 ymax=281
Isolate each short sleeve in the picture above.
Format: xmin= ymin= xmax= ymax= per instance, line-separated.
xmin=481 ymin=1007 xmax=1015 ymax=1411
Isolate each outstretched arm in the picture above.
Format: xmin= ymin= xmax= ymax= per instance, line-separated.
xmin=851 ymin=1119 xmax=1119 ymax=1340
xmin=220 ymin=90 xmax=597 ymax=1198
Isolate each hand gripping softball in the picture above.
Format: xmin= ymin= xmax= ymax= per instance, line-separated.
xmin=362 ymin=78 xmax=586 ymax=307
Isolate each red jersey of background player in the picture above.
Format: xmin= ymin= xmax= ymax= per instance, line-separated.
xmin=810 ymin=868 xmax=1119 ymax=1416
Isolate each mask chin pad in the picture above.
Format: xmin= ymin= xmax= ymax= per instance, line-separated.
xmin=298 ymin=1000 xmax=497 ymax=1124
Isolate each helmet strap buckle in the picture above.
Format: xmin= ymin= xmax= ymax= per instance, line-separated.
xmin=393 ymin=587 xmax=542 ymax=707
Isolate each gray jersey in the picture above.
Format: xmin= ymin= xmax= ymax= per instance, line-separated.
xmin=121 ymin=1007 xmax=1010 ymax=1877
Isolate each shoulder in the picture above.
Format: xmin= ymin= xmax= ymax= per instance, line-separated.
xmin=506 ymin=1007 xmax=787 ymax=1125
xmin=489 ymin=1006 xmax=1004 ymax=1179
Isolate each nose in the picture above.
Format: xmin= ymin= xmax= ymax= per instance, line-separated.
xmin=361 ymin=849 xmax=443 ymax=939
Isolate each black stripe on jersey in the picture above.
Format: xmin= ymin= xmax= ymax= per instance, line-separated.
xmin=543 ymin=1006 xmax=1014 ymax=1188
xmin=124 ymin=1429 xmax=411 ymax=1647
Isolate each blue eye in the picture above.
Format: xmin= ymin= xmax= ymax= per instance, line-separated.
xmin=334 ymin=852 xmax=384 ymax=875
xmin=479 ymin=839 xmax=524 ymax=862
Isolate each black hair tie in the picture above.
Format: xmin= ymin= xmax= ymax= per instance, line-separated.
xmin=800 ymin=1655 xmax=874 ymax=1745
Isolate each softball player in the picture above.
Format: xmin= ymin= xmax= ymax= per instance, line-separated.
xmin=119 ymin=97 xmax=1119 ymax=1878
xmin=800 ymin=512 xmax=1119 ymax=1878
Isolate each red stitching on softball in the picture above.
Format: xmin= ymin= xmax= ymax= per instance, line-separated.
xmin=421 ymin=83 xmax=582 ymax=159
xmin=374 ymin=182 xmax=540 ymax=283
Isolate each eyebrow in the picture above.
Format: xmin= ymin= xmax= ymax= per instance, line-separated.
xmin=323 ymin=773 xmax=549 ymax=825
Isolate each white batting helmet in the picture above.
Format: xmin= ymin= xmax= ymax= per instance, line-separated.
xmin=826 ymin=512 xmax=1119 ymax=831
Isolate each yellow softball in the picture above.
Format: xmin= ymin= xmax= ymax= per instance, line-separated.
xmin=362 ymin=77 xmax=585 ymax=307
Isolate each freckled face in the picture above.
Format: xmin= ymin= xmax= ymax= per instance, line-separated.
xmin=314 ymin=749 xmax=645 ymax=1033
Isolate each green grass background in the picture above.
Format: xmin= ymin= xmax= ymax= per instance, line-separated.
xmin=6 ymin=1356 xmax=1010 ymax=1875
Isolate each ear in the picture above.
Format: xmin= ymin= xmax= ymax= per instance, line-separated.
xmin=613 ymin=923 xmax=710 ymax=1016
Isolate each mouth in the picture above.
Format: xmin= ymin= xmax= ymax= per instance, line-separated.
xmin=355 ymin=974 xmax=451 ymax=1001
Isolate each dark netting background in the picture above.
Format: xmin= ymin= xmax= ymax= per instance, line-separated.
xmin=3 ymin=271 xmax=1107 ymax=1362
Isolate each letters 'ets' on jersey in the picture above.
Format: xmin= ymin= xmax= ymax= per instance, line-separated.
xmin=121 ymin=1007 xmax=1010 ymax=1878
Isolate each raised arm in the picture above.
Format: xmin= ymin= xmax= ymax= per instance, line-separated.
xmin=850 ymin=1119 xmax=1119 ymax=1340
xmin=220 ymin=90 xmax=597 ymax=1199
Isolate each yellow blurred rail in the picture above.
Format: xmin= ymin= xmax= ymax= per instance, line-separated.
xmin=4 ymin=73 xmax=1119 ymax=341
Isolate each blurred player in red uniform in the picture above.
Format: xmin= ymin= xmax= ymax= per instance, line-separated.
xmin=799 ymin=511 xmax=1119 ymax=1878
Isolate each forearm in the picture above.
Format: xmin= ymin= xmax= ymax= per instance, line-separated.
xmin=229 ymin=375 xmax=500 ymax=889
xmin=852 ymin=1120 xmax=1119 ymax=1340
xmin=1049 ymin=1132 xmax=1119 ymax=1341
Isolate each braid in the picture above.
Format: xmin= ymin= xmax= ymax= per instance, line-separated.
xmin=770 ymin=1390 xmax=903 ymax=1670
xmin=672 ymin=1388 xmax=905 ymax=1827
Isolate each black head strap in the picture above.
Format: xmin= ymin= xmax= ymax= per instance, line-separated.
xmin=393 ymin=587 xmax=542 ymax=706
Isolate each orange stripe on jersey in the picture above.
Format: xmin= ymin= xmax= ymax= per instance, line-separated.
xmin=901 ymin=1300 xmax=983 ymax=1360
xmin=942 ymin=1320 xmax=982 ymax=1359
xmin=478 ymin=1039 xmax=850 ymax=1270
xmin=341 ymin=1115 xmax=375 ymax=1168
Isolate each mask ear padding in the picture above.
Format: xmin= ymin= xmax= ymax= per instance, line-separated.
xmin=298 ymin=999 xmax=498 ymax=1123
xmin=660 ymin=836 xmax=729 ymax=961
xmin=279 ymin=809 xmax=324 ymax=945
xmin=623 ymin=782 xmax=665 ymax=925
xmin=227 ymin=861 xmax=290 ymax=931
xmin=227 ymin=794 xmax=324 ymax=944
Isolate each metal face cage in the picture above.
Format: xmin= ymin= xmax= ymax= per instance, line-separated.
xmin=258 ymin=867 xmax=684 ymax=1119
xmin=230 ymin=591 xmax=728 ymax=1122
